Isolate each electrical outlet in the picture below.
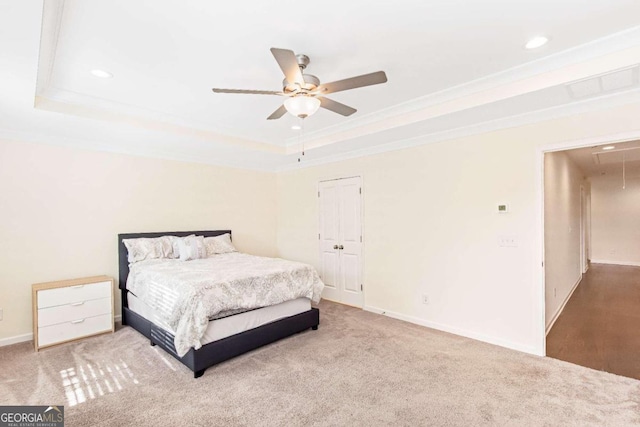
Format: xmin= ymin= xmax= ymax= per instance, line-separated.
xmin=0 ymin=308 xmax=3 ymax=321
xmin=498 ymin=235 xmax=518 ymax=247
xmin=421 ymin=294 xmax=429 ymax=305
xmin=554 ymin=288 xmax=557 ymax=298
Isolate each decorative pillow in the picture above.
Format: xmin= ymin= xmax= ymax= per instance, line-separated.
xmin=178 ymin=235 xmax=207 ymax=261
xmin=204 ymin=233 xmax=237 ymax=257
xmin=123 ymin=237 xmax=171 ymax=263
xmin=161 ymin=236 xmax=177 ymax=259
xmin=164 ymin=235 xmax=195 ymax=259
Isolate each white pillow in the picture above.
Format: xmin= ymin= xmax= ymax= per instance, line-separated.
xmin=124 ymin=237 xmax=172 ymax=263
xmin=178 ymin=235 xmax=207 ymax=261
xmin=166 ymin=235 xmax=195 ymax=259
xmin=204 ymin=233 xmax=237 ymax=257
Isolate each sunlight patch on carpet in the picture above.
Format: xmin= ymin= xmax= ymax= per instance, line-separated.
xmin=152 ymin=347 xmax=177 ymax=371
xmin=60 ymin=360 xmax=138 ymax=406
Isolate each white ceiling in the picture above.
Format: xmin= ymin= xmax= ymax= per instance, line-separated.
xmin=564 ymin=140 xmax=640 ymax=178
xmin=2 ymin=1 xmax=640 ymax=171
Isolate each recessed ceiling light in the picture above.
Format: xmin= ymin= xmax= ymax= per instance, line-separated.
xmin=525 ymin=36 xmax=549 ymax=50
xmin=291 ymin=124 xmax=302 ymax=130
xmin=601 ymin=145 xmax=615 ymax=150
xmin=90 ymin=69 xmax=113 ymax=79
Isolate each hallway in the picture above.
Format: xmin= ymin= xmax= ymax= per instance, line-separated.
xmin=547 ymin=263 xmax=640 ymax=380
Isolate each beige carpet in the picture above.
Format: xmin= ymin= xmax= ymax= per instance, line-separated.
xmin=1 ymin=301 xmax=639 ymax=426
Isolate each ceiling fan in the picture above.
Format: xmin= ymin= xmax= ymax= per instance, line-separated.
xmin=212 ymin=48 xmax=388 ymax=120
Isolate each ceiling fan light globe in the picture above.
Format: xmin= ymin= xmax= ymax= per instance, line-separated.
xmin=284 ymin=96 xmax=321 ymax=118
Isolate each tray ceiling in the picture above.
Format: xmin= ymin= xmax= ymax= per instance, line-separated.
xmin=2 ymin=1 xmax=640 ymax=170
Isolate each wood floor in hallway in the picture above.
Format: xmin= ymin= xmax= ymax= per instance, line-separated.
xmin=547 ymin=263 xmax=640 ymax=380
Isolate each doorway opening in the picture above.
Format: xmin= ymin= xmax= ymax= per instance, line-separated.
xmin=543 ymin=139 xmax=640 ymax=379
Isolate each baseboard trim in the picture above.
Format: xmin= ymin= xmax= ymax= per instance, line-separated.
xmin=320 ymin=297 xmax=362 ymax=309
xmin=545 ymin=275 xmax=582 ymax=336
xmin=0 ymin=333 xmax=32 ymax=347
xmin=364 ymin=305 xmax=541 ymax=356
xmin=590 ymin=260 xmax=640 ymax=267
xmin=1 ymin=314 xmax=122 ymax=348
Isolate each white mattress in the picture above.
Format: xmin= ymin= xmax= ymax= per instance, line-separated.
xmin=128 ymin=292 xmax=311 ymax=346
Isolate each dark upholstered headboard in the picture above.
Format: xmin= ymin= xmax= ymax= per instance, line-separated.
xmin=117 ymin=230 xmax=231 ymax=291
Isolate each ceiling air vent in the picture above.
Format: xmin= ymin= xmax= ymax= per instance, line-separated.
xmin=601 ymin=67 xmax=636 ymax=92
xmin=566 ymin=77 xmax=601 ymax=99
xmin=566 ymin=65 xmax=639 ymax=100
xmin=592 ymin=147 xmax=640 ymax=165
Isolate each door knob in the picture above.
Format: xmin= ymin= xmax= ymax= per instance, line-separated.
xmin=333 ymin=245 xmax=339 ymax=250
xmin=338 ymin=245 xmax=344 ymax=250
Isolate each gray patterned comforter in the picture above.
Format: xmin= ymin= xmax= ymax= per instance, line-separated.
xmin=126 ymin=253 xmax=324 ymax=356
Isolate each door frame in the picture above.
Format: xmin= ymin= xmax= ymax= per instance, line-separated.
xmin=580 ymin=184 xmax=591 ymax=274
xmin=537 ymin=130 xmax=640 ymax=356
xmin=317 ymin=174 xmax=365 ymax=308
xmin=580 ymin=185 xmax=586 ymax=274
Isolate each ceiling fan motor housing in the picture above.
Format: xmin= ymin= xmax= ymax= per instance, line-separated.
xmin=283 ymin=74 xmax=320 ymax=94
xmin=296 ymin=54 xmax=310 ymax=69
xmin=281 ymin=54 xmax=320 ymax=94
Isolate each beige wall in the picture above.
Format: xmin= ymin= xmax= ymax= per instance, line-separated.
xmin=590 ymin=173 xmax=640 ymax=265
xmin=277 ymin=102 xmax=640 ymax=355
xmin=544 ymin=151 xmax=587 ymax=329
xmin=3 ymin=102 xmax=640 ymax=354
xmin=0 ymin=139 xmax=278 ymax=341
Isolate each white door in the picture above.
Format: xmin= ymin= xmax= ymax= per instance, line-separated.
xmin=319 ymin=177 xmax=363 ymax=307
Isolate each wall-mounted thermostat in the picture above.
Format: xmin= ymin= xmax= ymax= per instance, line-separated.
xmin=497 ymin=204 xmax=509 ymax=213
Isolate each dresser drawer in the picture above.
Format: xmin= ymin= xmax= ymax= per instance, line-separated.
xmin=33 ymin=276 xmax=114 ymax=351
xmin=37 ymin=280 xmax=111 ymax=308
xmin=37 ymin=297 xmax=112 ymax=328
xmin=37 ymin=314 xmax=113 ymax=348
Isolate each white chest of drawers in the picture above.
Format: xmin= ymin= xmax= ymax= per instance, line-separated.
xmin=32 ymin=275 xmax=114 ymax=351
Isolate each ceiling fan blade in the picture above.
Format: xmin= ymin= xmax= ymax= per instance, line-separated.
xmin=270 ymin=48 xmax=304 ymax=86
xmin=319 ymin=97 xmax=357 ymax=116
xmin=212 ymin=88 xmax=283 ymax=95
xmin=267 ymin=104 xmax=287 ymax=120
xmin=318 ymin=71 xmax=387 ymax=95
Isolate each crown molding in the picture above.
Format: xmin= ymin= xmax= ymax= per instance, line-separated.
xmin=5 ymin=89 xmax=640 ymax=174
xmin=284 ymin=26 xmax=640 ymax=152
xmin=31 ymin=6 xmax=640 ymax=172
xmin=0 ymin=127 xmax=277 ymax=172
xmin=35 ymin=0 xmax=65 ymax=98
xmin=36 ymin=88 xmax=285 ymax=154
xmin=277 ymin=89 xmax=640 ymax=172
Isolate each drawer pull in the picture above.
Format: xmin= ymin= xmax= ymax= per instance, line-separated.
xmin=70 ymin=301 xmax=85 ymax=306
xmin=70 ymin=285 xmax=84 ymax=289
xmin=70 ymin=319 xmax=85 ymax=324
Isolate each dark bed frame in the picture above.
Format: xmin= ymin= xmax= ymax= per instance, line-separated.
xmin=118 ymin=230 xmax=319 ymax=378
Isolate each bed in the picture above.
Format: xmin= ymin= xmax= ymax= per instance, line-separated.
xmin=118 ymin=230 xmax=321 ymax=378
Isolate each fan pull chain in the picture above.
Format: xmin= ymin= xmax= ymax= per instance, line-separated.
xmin=297 ymin=117 xmax=305 ymax=163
